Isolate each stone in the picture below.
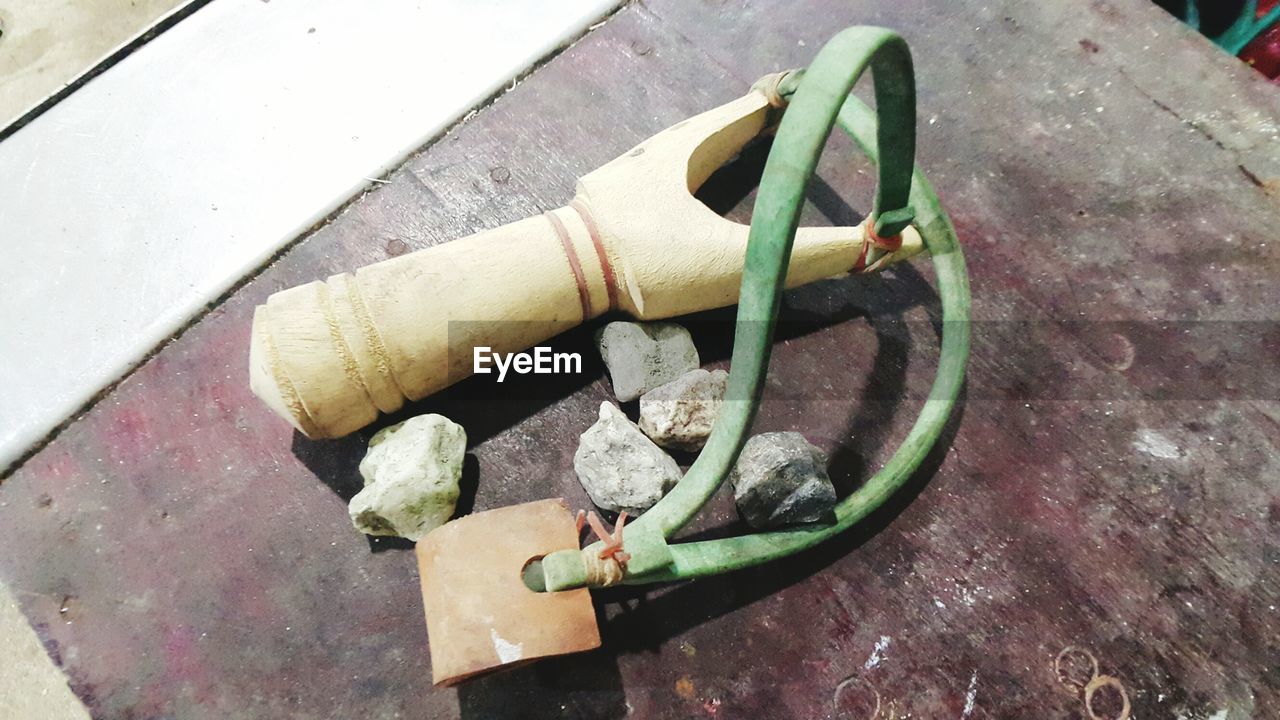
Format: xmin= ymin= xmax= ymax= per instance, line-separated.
xmin=574 ymin=402 xmax=682 ymax=514
xmin=595 ymin=321 xmax=699 ymax=402
xmin=349 ymin=413 xmax=466 ymax=541
xmin=639 ymin=368 xmax=729 ymax=451
xmin=730 ymin=432 xmax=837 ymax=529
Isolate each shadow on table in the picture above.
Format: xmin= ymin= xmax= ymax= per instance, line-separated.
xmin=599 ymin=376 xmax=966 ymax=654
xmin=455 ymin=641 xmax=628 ymax=720
xmin=290 ymin=318 xmax=607 ymax=552
xmin=452 ymin=366 xmax=963 ymax=720
xmin=457 ymin=257 xmax=958 ymax=717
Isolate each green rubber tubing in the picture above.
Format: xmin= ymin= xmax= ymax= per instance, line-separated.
xmin=544 ymin=26 xmax=970 ymax=589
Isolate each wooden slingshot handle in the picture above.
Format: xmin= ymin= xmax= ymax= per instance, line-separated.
xmin=249 ymin=88 xmax=923 ymax=438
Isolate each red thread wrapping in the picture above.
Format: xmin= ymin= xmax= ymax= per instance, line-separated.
xmin=545 ymin=211 xmax=593 ymax=321
xmin=570 ymin=199 xmax=618 ymax=311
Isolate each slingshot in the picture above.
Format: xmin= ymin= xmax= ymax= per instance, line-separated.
xmin=253 ymin=26 xmax=971 ymax=684
xmin=416 ymin=26 xmax=970 ymax=685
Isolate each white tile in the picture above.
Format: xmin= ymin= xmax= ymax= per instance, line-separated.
xmin=0 ymin=0 xmax=193 ymax=129
xmin=0 ymin=0 xmax=615 ymax=471
xmin=0 ymin=584 xmax=89 ymax=719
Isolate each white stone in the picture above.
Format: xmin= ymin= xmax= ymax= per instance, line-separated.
xmin=574 ymin=402 xmax=681 ymax=514
xmin=349 ymin=414 xmax=466 ymax=541
xmin=0 ymin=0 xmax=615 ymax=472
xmin=639 ymin=368 xmax=728 ymax=450
xmin=595 ymin=321 xmax=700 ymax=402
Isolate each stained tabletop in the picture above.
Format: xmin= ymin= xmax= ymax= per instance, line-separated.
xmin=2 ymin=1 xmax=1278 ymax=718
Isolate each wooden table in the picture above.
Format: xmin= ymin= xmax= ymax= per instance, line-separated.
xmin=3 ymin=1 xmax=1277 ymax=717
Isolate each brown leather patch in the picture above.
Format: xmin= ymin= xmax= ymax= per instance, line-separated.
xmin=416 ymin=498 xmax=601 ymax=685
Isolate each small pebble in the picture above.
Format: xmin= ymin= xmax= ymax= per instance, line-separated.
xmin=639 ymin=368 xmax=728 ymax=451
xmin=574 ymin=402 xmax=681 ymax=514
xmin=349 ymin=414 xmax=466 ymax=541
xmin=731 ymin=432 xmax=837 ymax=529
xmin=596 ymin=321 xmax=699 ymax=402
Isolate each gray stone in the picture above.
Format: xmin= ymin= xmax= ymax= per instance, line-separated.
xmin=349 ymin=414 xmax=466 ymax=541
xmin=596 ymin=321 xmax=699 ymax=402
xmin=639 ymin=368 xmax=729 ymax=451
xmin=574 ymin=402 xmax=682 ymax=514
xmin=730 ymin=432 xmax=837 ymax=529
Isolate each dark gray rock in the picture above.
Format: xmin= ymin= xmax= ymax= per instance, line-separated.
xmin=574 ymin=402 xmax=682 ymax=514
xmin=595 ymin=321 xmax=699 ymax=402
xmin=639 ymin=368 xmax=728 ymax=451
xmin=730 ymin=432 xmax=837 ymax=528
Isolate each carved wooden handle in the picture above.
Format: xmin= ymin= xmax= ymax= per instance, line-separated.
xmin=251 ymin=210 xmax=590 ymax=438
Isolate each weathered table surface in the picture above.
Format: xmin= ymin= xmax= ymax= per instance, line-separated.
xmin=3 ymin=1 xmax=1278 ymax=717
